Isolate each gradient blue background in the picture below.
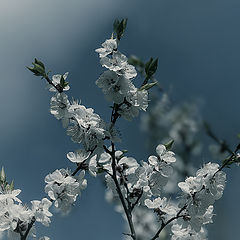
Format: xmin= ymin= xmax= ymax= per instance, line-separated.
xmin=1 ymin=0 xmax=240 ymax=239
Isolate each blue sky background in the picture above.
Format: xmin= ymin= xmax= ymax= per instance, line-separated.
xmin=1 ymin=0 xmax=240 ymax=239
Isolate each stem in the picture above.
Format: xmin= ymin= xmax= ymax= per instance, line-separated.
xmin=150 ymin=205 xmax=186 ymax=240
xmin=204 ymin=122 xmax=233 ymax=155
xmin=44 ymin=75 xmax=63 ymax=93
xmin=109 ymin=142 xmax=136 ymax=240
xmin=21 ymin=217 xmax=36 ymax=240
xmin=130 ymin=189 xmax=143 ymax=212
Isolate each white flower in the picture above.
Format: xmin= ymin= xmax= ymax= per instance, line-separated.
xmin=117 ymin=156 xmax=139 ymax=175
xmin=129 ymin=89 xmax=148 ymax=111
xmin=145 ymin=197 xmax=177 ymax=217
xmin=45 ymin=169 xmax=87 ymax=214
xmin=0 ymin=200 xmax=33 ymax=232
xmin=178 ymin=176 xmax=203 ymax=195
xmin=67 ymin=149 xmax=90 ymax=163
xmin=31 ymin=198 xmax=52 ymax=226
xmin=95 ymin=39 xmax=117 ymax=58
xmin=47 ymin=72 xmax=70 ymax=92
xmin=148 ymin=144 xmax=176 ymax=178
xmin=118 ymin=89 xmax=149 ymax=121
xmin=66 ymin=104 xmax=106 ymax=150
xmin=156 ymin=144 xmax=176 ymax=163
xmin=50 ymin=93 xmax=71 ymax=128
xmin=0 ymin=189 xmax=22 ymax=203
xmin=96 ymin=70 xmax=135 ymax=104
xmin=100 ymin=52 xmax=137 ymax=79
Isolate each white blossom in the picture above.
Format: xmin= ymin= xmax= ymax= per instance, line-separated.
xmin=67 ymin=149 xmax=90 ymax=163
xmin=47 ymin=72 xmax=70 ymax=92
xmin=95 ymin=39 xmax=117 ymax=58
xmin=96 ymin=70 xmax=135 ymax=104
xmin=31 ymin=198 xmax=52 ymax=226
xmin=50 ymin=93 xmax=71 ymax=128
xmin=45 ymin=169 xmax=87 ymax=214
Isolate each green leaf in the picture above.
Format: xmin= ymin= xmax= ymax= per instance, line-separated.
xmin=9 ymin=180 xmax=14 ymax=191
xmin=113 ymin=18 xmax=128 ymax=40
xmin=60 ymin=75 xmax=65 ymax=88
xmin=144 ymin=57 xmax=158 ymax=80
xmin=139 ymin=82 xmax=158 ymax=91
xmin=113 ymin=19 xmax=120 ymax=33
xmin=148 ymin=58 xmax=158 ymax=77
xmin=145 ymin=58 xmax=153 ymax=74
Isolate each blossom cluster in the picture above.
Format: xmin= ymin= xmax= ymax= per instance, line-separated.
xmin=171 ymin=163 xmax=226 ymax=239
xmin=9 ymin=19 xmax=238 ymax=240
xmin=45 ymin=169 xmax=87 ymax=214
xmin=0 ymin=180 xmax=52 ymax=239
xmin=96 ymin=38 xmax=148 ymax=120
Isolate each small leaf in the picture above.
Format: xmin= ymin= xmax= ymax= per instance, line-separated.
xmin=64 ymin=81 xmax=69 ymax=87
xmin=60 ymin=75 xmax=65 ymax=88
xmin=113 ymin=18 xmax=128 ymax=40
xmin=139 ymin=82 xmax=158 ymax=91
xmin=145 ymin=58 xmax=153 ymax=74
xmin=147 ymin=58 xmax=158 ymax=78
xmin=113 ymin=19 xmax=120 ymax=32
xmin=9 ymin=180 xmax=14 ymax=191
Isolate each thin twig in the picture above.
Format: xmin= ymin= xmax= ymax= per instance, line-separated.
xmin=150 ymin=205 xmax=186 ymax=240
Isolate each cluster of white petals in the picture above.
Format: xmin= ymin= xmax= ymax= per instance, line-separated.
xmin=31 ymin=198 xmax=52 ymax=226
xmin=96 ymin=38 xmax=149 ymax=120
xmin=105 ymin=144 xmax=176 ymax=210
xmin=141 ymin=93 xmax=202 ymax=195
xmin=0 ymin=188 xmax=52 ymax=238
xmin=49 ymin=84 xmax=107 ymax=152
xmin=45 ymin=169 xmax=87 ymax=214
xmin=170 ymin=162 xmax=226 ymax=239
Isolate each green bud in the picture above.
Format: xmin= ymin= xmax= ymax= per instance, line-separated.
xmin=9 ymin=180 xmax=14 ymax=191
xmin=0 ymin=167 xmax=6 ymax=183
xmin=34 ymin=58 xmax=45 ymax=70
xmin=34 ymin=63 xmax=45 ymax=75
xmin=164 ymin=140 xmax=174 ymax=151
xmin=27 ymin=58 xmax=46 ymax=77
